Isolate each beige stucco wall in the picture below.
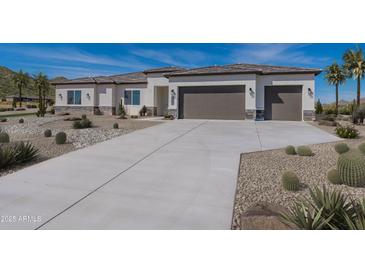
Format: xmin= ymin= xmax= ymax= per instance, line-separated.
xmin=55 ymin=84 xmax=96 ymax=107
xmin=115 ymin=83 xmax=148 ymax=116
xmin=96 ymin=84 xmax=116 ymax=107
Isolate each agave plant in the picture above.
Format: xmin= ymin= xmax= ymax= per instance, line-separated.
xmin=0 ymin=141 xmax=39 ymax=169
xmin=281 ymin=186 xmax=365 ymax=230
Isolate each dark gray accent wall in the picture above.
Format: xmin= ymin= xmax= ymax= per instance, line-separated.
xmin=178 ymin=85 xmax=245 ymax=120
xmin=264 ymin=86 xmax=302 ymax=121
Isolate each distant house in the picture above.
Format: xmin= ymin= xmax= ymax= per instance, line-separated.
xmin=52 ymin=63 xmax=321 ymax=121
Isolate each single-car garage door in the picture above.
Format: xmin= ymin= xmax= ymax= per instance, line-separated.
xmin=264 ymin=86 xmax=302 ymax=121
xmin=178 ymin=85 xmax=245 ymax=120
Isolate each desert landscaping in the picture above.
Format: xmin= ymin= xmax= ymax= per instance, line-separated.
xmin=0 ymin=113 xmax=161 ymax=177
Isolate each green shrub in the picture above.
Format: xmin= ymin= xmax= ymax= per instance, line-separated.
xmin=0 ymin=132 xmax=10 ymax=143
xmin=334 ymin=143 xmax=350 ymax=154
xmin=164 ymin=114 xmax=175 ymax=120
xmin=327 ymin=169 xmax=342 ymax=185
xmin=280 ymin=186 xmax=365 ymax=230
xmin=55 ymin=132 xmax=67 ymax=144
xmin=337 ymin=149 xmax=365 ymax=187
xmin=315 ymin=99 xmax=323 ymax=114
xmin=113 ymin=123 xmax=119 ymax=129
xmin=297 ymin=146 xmax=314 ymax=156
xmin=323 ymin=104 xmax=336 ymax=115
xmin=81 ymin=114 xmax=87 ymax=120
xmin=338 ymin=104 xmax=352 ymax=115
xmin=282 ymin=171 xmax=300 ymax=191
xmin=139 ymin=105 xmax=147 ymax=116
xmin=335 ymin=124 xmax=359 ymax=138
xmin=118 ymin=101 xmax=126 ymax=118
xmin=44 ymin=129 xmax=52 ymax=137
xmin=0 ymin=141 xmax=39 ymax=169
xmin=285 ymin=145 xmax=296 ymax=155
xmin=80 ymin=118 xmax=92 ymax=128
xmin=19 ymin=118 xmax=24 ymax=124
xmin=73 ymin=120 xmax=82 ymax=129
xmin=358 ymin=143 xmax=365 ymax=154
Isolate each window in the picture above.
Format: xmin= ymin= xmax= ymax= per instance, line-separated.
xmin=67 ymin=90 xmax=81 ymax=105
xmin=124 ymin=90 xmax=140 ymax=105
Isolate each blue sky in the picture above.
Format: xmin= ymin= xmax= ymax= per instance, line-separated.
xmin=0 ymin=43 xmax=364 ymax=103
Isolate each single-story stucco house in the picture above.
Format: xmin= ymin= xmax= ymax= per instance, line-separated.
xmin=52 ymin=63 xmax=321 ymax=121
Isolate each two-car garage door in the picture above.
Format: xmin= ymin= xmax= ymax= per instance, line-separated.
xmin=177 ymin=85 xmax=302 ymax=121
xmin=178 ymin=85 xmax=245 ymax=120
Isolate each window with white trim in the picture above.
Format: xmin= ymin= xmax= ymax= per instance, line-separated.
xmin=124 ymin=90 xmax=140 ymax=105
xmin=67 ymin=90 xmax=81 ymax=105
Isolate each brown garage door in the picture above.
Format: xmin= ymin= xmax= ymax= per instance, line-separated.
xmin=178 ymin=85 xmax=245 ymax=120
xmin=264 ymin=86 xmax=302 ymax=121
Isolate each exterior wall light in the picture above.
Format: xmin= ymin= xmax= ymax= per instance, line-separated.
xmin=171 ymin=89 xmax=176 ymax=96
xmin=86 ymin=93 xmax=91 ymax=100
xmin=308 ymin=88 xmax=313 ymax=96
xmin=58 ymin=94 xmax=62 ymax=100
xmin=249 ymin=88 xmax=255 ymax=96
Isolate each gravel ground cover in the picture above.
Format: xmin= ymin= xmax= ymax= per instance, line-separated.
xmin=232 ymin=129 xmax=365 ymax=229
xmin=0 ymin=114 xmax=161 ymax=177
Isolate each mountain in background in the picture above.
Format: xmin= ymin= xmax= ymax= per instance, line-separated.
xmin=0 ymin=66 xmax=61 ymax=99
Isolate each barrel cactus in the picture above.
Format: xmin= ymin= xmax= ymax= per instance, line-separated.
xmin=358 ymin=143 xmax=365 ymax=155
xmin=0 ymin=132 xmax=10 ymax=143
xmin=297 ymin=146 xmax=314 ymax=156
xmin=327 ymin=169 xmax=342 ymax=185
xmin=285 ymin=145 xmax=296 ymax=155
xmin=337 ymin=149 xmax=365 ymax=187
xmin=282 ymin=171 xmax=300 ymax=191
xmin=55 ymin=132 xmax=67 ymax=144
xmin=334 ymin=143 xmax=350 ymax=154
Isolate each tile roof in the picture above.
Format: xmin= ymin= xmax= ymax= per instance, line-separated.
xmin=165 ymin=63 xmax=322 ymax=77
xmin=51 ymin=64 xmax=321 ymax=85
xmin=51 ymin=71 xmax=147 ymax=85
xmin=143 ymin=66 xmax=185 ymax=74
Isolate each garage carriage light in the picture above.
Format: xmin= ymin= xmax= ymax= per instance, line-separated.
xmin=58 ymin=93 xmax=62 ymax=99
xmin=308 ymin=88 xmax=313 ymax=96
xmin=86 ymin=93 xmax=91 ymax=100
xmin=171 ymin=89 xmax=176 ymax=96
xmin=249 ymin=88 xmax=255 ymax=96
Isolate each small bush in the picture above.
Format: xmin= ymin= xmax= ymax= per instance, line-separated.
xmin=0 ymin=132 xmax=10 ymax=143
xmin=358 ymin=143 xmax=365 ymax=155
xmin=19 ymin=118 xmax=24 ymax=124
xmin=335 ymin=124 xmax=359 ymax=139
xmin=285 ymin=145 xmax=296 ymax=155
xmin=81 ymin=114 xmax=87 ymax=120
xmin=164 ymin=114 xmax=175 ymax=120
xmin=73 ymin=120 xmax=82 ymax=129
xmin=139 ymin=105 xmax=147 ymax=116
xmin=315 ymin=99 xmax=323 ymax=114
xmin=94 ymin=107 xmax=103 ymax=115
xmin=297 ymin=146 xmax=314 ymax=156
xmin=334 ymin=143 xmax=350 ymax=154
xmin=323 ymin=104 xmax=336 ymax=115
xmin=113 ymin=123 xmax=119 ymax=129
xmin=44 ymin=129 xmax=52 ymax=137
xmin=55 ymin=132 xmax=67 ymax=144
xmin=80 ymin=118 xmax=92 ymax=128
xmin=49 ymin=107 xmax=55 ymax=114
xmin=327 ymin=169 xmax=343 ymax=185
xmin=282 ymin=171 xmax=300 ymax=191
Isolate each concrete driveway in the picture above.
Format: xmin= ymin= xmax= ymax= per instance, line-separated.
xmin=0 ymin=120 xmax=338 ymax=229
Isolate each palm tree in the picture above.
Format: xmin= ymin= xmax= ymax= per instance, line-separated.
xmin=324 ymin=62 xmax=346 ymax=115
xmin=34 ymin=73 xmax=50 ymax=117
xmin=12 ymin=70 xmax=30 ymax=107
xmin=343 ymin=48 xmax=365 ymax=106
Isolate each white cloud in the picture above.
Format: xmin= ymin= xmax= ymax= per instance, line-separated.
xmin=230 ymin=44 xmax=330 ymax=67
